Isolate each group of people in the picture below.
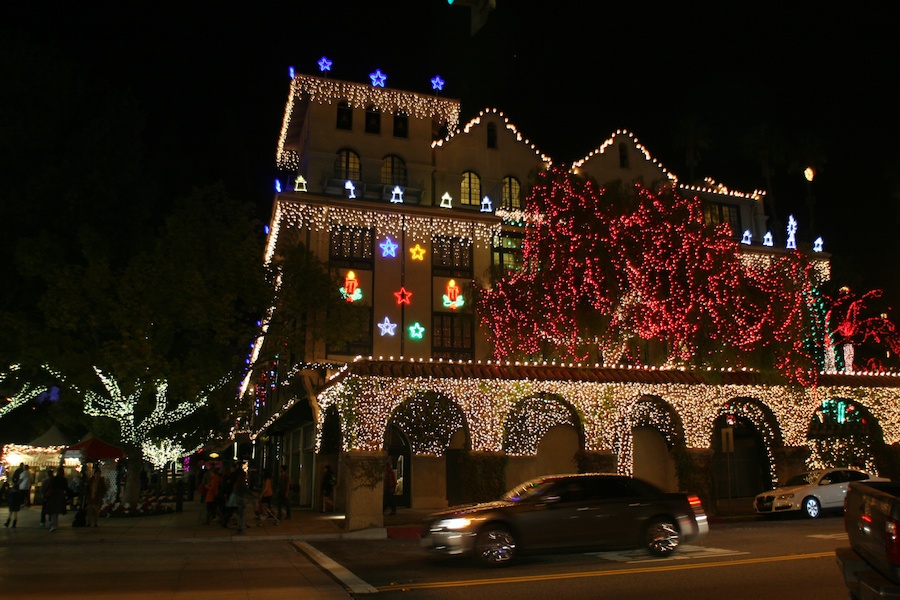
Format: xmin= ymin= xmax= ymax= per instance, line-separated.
xmin=199 ymin=464 xmax=291 ymax=534
xmin=3 ymin=463 xmax=108 ymax=531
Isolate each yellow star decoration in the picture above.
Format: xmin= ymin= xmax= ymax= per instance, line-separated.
xmin=409 ymin=244 xmax=426 ymax=260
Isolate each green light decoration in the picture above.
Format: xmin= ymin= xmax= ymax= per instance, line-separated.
xmin=409 ymin=322 xmax=426 ymax=339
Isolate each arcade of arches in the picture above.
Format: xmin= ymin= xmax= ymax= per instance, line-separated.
xmin=315 ymin=360 xmax=900 ymax=530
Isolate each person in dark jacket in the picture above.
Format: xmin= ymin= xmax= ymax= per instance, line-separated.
xmin=46 ymin=466 xmax=69 ymax=532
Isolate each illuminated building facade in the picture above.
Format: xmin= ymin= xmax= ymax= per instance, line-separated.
xmin=244 ymin=71 xmax=893 ymax=528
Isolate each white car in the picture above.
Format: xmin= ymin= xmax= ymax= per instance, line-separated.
xmin=754 ymin=467 xmax=889 ymax=518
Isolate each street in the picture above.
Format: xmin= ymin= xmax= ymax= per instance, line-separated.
xmin=308 ymin=516 xmax=850 ymax=599
xmin=0 ymin=514 xmax=851 ymax=599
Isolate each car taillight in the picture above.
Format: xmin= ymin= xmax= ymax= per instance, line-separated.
xmin=688 ymin=494 xmax=704 ymax=515
xmin=886 ymin=517 xmax=900 ymax=566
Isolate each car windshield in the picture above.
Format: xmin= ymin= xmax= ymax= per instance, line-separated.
xmin=501 ymin=479 xmax=558 ymax=503
xmin=785 ymin=472 xmax=819 ymax=487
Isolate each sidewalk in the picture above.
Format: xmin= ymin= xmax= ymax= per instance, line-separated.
xmin=0 ymin=497 xmax=430 ymax=544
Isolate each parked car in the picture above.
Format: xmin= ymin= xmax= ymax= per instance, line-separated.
xmin=421 ymin=473 xmax=709 ymax=566
xmin=754 ymin=467 xmax=889 ymax=518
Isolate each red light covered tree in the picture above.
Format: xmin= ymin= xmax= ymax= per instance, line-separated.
xmin=478 ymin=167 xmax=832 ymax=381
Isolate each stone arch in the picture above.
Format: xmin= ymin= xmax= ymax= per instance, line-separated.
xmin=503 ymin=394 xmax=583 ymax=484
xmin=711 ymin=398 xmax=781 ymax=498
xmin=614 ymin=395 xmax=686 ymax=490
xmin=386 ymin=391 xmax=470 ymax=509
xmin=807 ymin=397 xmax=885 ymax=474
xmin=503 ymin=394 xmax=583 ymax=456
xmin=387 ymin=391 xmax=469 ymax=456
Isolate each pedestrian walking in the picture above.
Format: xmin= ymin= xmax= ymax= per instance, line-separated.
xmin=276 ymin=464 xmax=291 ymax=520
xmin=321 ymin=465 xmax=336 ymax=513
xmin=204 ymin=467 xmax=221 ymax=524
xmin=38 ymin=467 xmax=53 ymax=527
xmin=383 ymin=456 xmax=397 ymax=516
xmin=231 ymin=469 xmax=250 ymax=534
xmin=46 ymin=466 xmax=68 ymax=532
xmin=85 ymin=467 xmax=108 ymax=527
xmin=4 ymin=476 xmax=24 ymax=528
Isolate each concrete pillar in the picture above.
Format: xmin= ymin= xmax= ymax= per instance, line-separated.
xmin=337 ymin=451 xmax=384 ymax=531
xmin=410 ymin=455 xmax=447 ymax=509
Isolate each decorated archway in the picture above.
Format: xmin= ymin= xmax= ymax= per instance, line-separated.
xmin=503 ymin=394 xmax=583 ymax=482
xmin=617 ymin=396 xmax=686 ymax=491
xmin=386 ymin=391 xmax=468 ymax=507
xmin=711 ymin=399 xmax=780 ymax=498
xmin=807 ymin=397 xmax=884 ymax=474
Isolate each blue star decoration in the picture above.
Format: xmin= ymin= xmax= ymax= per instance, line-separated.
xmin=431 ymin=75 xmax=445 ymax=91
xmin=379 ymin=237 xmax=399 ymax=258
xmin=378 ymin=317 xmax=397 ymax=336
xmin=370 ymin=69 xmax=387 ymax=87
xmin=318 ymin=56 xmax=332 ymax=72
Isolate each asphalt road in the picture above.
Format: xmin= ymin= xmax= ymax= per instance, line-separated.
xmin=307 ymin=516 xmax=851 ymax=599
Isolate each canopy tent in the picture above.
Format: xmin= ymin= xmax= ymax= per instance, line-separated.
xmin=29 ymin=425 xmax=72 ymax=447
xmin=65 ymin=437 xmax=125 ymax=461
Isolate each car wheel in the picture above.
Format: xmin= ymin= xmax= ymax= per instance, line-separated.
xmin=475 ymin=525 xmax=517 ymax=566
xmin=802 ymin=496 xmax=821 ymax=519
xmin=645 ymin=517 xmax=681 ymax=556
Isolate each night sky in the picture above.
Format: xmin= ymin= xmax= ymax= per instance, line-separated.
xmin=6 ymin=2 xmax=900 ymax=300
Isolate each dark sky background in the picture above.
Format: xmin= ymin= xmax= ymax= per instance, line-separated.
xmin=7 ymin=2 xmax=900 ymax=302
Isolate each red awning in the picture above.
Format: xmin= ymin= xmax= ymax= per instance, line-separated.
xmin=66 ymin=437 xmax=125 ymax=460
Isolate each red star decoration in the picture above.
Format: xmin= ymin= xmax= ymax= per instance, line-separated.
xmin=394 ymin=286 xmax=413 ymax=305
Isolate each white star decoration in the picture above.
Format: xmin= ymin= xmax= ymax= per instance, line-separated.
xmin=378 ymin=317 xmax=397 ymax=336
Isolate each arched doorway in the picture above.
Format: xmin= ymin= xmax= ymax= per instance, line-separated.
xmin=504 ymin=395 xmax=583 ymax=484
xmin=621 ymin=396 xmax=685 ymax=491
xmin=807 ymin=398 xmax=884 ymax=474
xmin=384 ymin=424 xmax=412 ymax=508
xmin=386 ymin=392 xmax=468 ymax=508
xmin=711 ymin=407 xmax=773 ymax=499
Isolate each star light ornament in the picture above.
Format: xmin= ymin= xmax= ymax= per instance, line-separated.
xmin=814 ymin=237 xmax=824 ymax=252
xmin=786 ymin=215 xmax=798 ymax=250
xmin=408 ymin=322 xmax=426 ymax=339
xmin=369 ymin=69 xmax=387 ymax=87
xmin=431 ymin=75 xmax=445 ymax=91
xmin=390 ymin=186 xmax=404 ymax=204
xmin=409 ymin=244 xmax=426 ymax=261
xmin=763 ymin=232 xmax=774 ymax=247
xmin=394 ymin=287 xmax=413 ymax=305
xmin=318 ymin=56 xmax=332 ymax=72
xmin=294 ymin=175 xmax=308 ymax=192
xmin=377 ymin=317 xmax=397 ymax=336
xmin=741 ymin=230 xmax=752 ymax=245
xmin=480 ymin=196 xmax=493 ymax=213
xmin=345 ymin=180 xmax=356 ymax=199
xmin=440 ymin=192 xmax=453 ymax=209
xmin=379 ymin=237 xmax=399 ymax=258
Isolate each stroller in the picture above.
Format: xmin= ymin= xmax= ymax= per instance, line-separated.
xmin=253 ymin=496 xmax=279 ymax=526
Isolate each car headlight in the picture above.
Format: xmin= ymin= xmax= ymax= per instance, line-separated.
xmin=777 ymin=493 xmax=795 ymax=500
xmin=434 ymin=517 xmax=472 ymax=531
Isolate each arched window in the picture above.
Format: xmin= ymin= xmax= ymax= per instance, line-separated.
xmin=336 ymin=100 xmax=352 ymax=130
xmin=381 ymin=155 xmax=407 ymax=186
xmin=618 ymin=142 xmax=630 ymax=168
xmin=365 ymin=104 xmax=381 ymax=134
xmin=334 ymin=149 xmax=360 ymax=180
xmin=393 ymin=112 xmax=408 ymax=138
xmin=487 ymin=122 xmax=498 ymax=149
xmin=460 ymin=171 xmax=480 ymax=206
xmin=502 ymin=176 xmax=521 ymax=209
